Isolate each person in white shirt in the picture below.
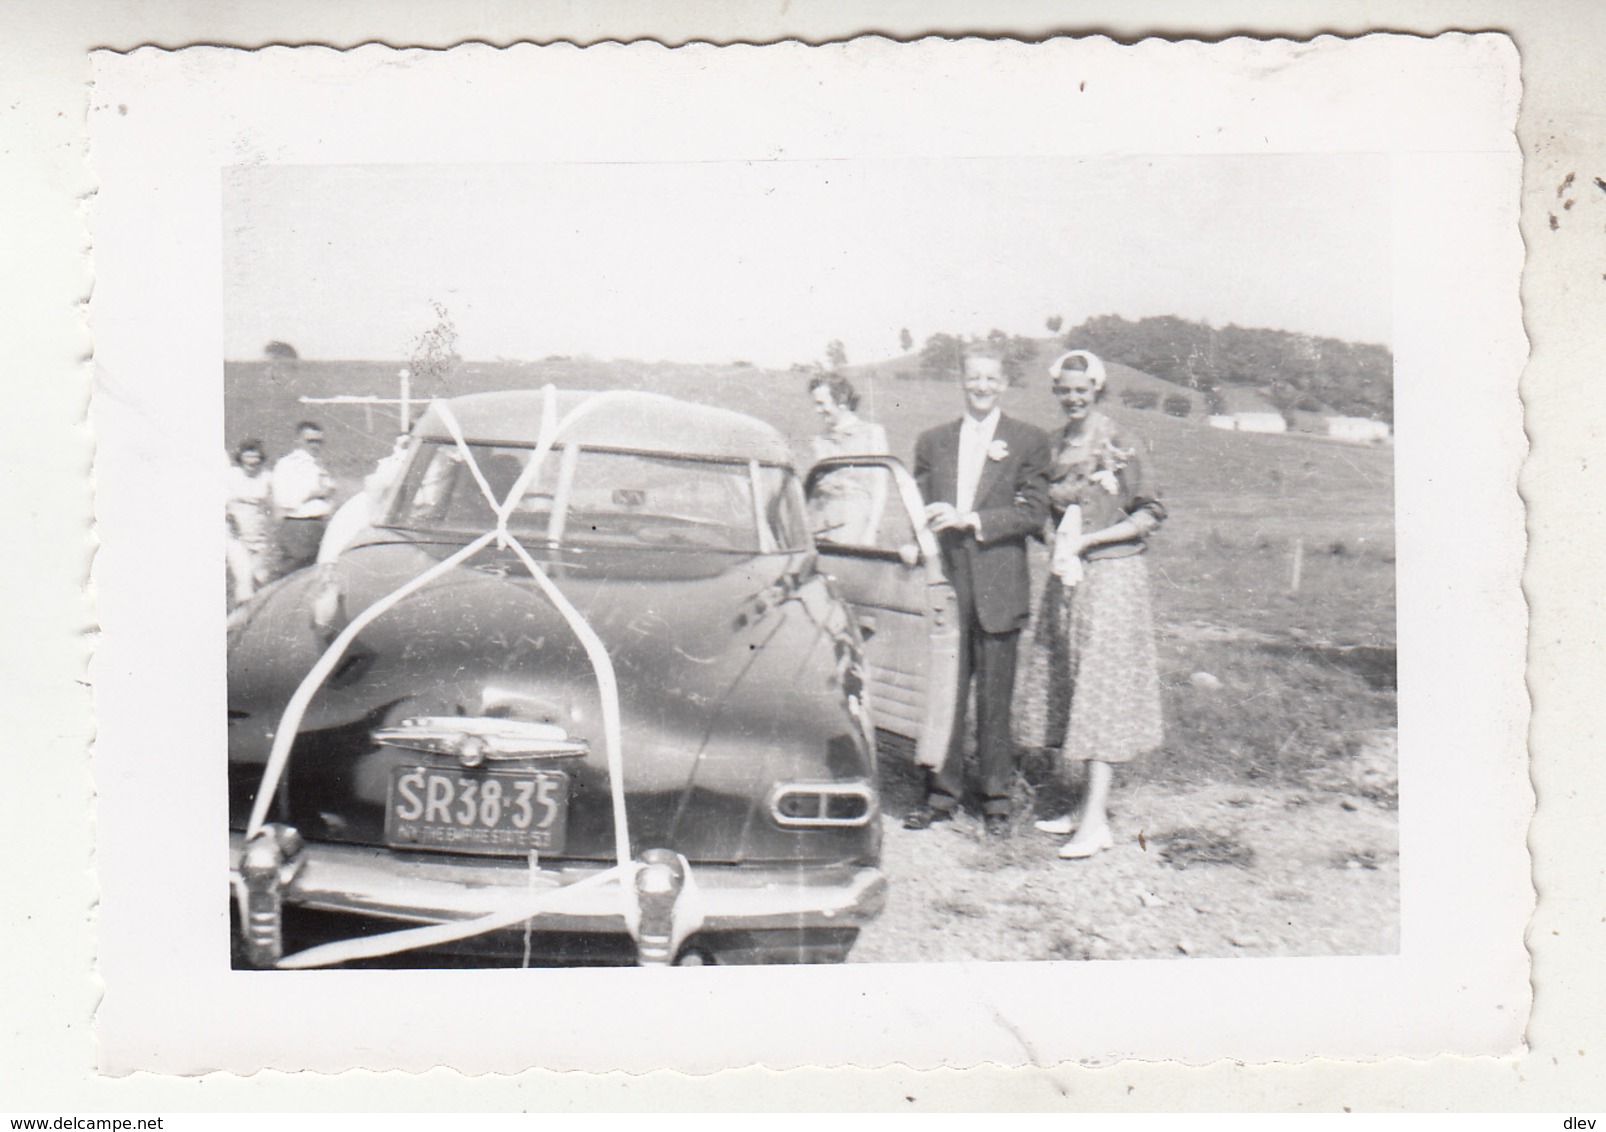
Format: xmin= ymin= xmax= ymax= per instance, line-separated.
xmin=903 ymin=351 xmax=1053 ymax=836
xmin=224 ymin=439 xmax=275 ymax=606
xmin=271 ymin=420 xmax=335 ymax=573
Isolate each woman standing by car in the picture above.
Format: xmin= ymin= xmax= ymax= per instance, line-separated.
xmin=805 ymin=373 xmax=889 ymax=544
xmin=225 ymin=438 xmax=276 ymax=607
xmin=1018 ymin=350 xmax=1166 ymax=860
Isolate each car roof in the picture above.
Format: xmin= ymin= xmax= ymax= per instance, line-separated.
xmin=413 ymin=388 xmax=794 ymax=466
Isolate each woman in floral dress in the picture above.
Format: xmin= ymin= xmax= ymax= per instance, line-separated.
xmin=225 ymin=438 xmax=276 ymax=607
xmin=1018 ymin=350 xmax=1166 ymax=859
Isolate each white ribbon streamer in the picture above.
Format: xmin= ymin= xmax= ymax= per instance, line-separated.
xmin=252 ymin=385 xmax=681 ymax=968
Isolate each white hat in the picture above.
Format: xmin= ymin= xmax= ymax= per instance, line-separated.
xmin=1048 ymin=349 xmax=1107 ymax=391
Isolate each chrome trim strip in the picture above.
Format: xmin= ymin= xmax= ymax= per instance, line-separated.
xmin=372 ymin=715 xmax=589 ymax=764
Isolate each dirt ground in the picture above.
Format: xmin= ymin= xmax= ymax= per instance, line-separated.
xmin=225 ymin=360 xmax=1399 ymax=967
xmin=851 ymin=738 xmax=1399 ymax=964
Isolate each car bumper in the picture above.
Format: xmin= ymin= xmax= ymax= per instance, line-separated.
xmin=227 ymin=832 xmax=887 ymax=935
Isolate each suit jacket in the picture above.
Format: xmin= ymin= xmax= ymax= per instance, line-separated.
xmin=914 ymin=413 xmax=1052 ymax=633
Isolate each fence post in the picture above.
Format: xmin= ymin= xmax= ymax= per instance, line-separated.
xmin=1289 ymin=537 xmax=1304 ymax=594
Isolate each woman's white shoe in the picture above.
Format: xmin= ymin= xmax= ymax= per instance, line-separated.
xmin=1033 ymin=814 xmax=1077 ymax=836
xmin=1058 ymin=828 xmax=1115 ymax=859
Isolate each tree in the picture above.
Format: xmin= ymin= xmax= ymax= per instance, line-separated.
xmin=408 ymin=300 xmax=461 ymax=397
xmin=825 ymin=339 xmax=849 ymax=370
xmin=1062 ymin=313 xmax=1393 ymax=422
xmin=899 ymin=327 xmax=913 ymax=353
xmin=986 ymin=328 xmax=1039 ymax=386
xmin=1045 ymin=314 xmax=1063 ymax=334
xmin=917 ymin=330 xmax=1036 ymax=385
xmin=263 ymin=340 xmax=299 ymax=385
xmin=918 ymin=333 xmax=966 ymax=381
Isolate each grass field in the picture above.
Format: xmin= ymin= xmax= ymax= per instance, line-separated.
xmin=226 ymin=355 xmax=1396 ymax=793
xmin=226 ymin=353 xmax=1398 ymax=960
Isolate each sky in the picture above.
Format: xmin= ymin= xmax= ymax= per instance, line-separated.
xmin=223 ymin=154 xmax=1391 ymax=369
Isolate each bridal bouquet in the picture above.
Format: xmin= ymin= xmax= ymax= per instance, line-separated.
xmin=1086 ymin=438 xmax=1135 ymax=496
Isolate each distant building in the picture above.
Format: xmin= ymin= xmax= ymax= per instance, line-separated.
xmin=1206 ymin=403 xmax=1391 ymax=444
xmin=1233 ymin=412 xmax=1288 ymax=434
xmin=1327 ymin=416 xmax=1392 ymax=444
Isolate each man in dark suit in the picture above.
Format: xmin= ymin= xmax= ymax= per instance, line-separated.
xmin=905 ymin=350 xmax=1052 ymax=835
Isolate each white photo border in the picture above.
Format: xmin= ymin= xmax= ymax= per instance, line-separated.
xmin=87 ymin=34 xmax=1528 ymax=1075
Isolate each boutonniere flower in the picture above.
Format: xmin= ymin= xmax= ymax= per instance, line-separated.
xmin=986 ymin=439 xmax=1010 ymax=462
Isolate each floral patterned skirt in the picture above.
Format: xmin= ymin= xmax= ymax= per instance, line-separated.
xmin=1016 ymin=553 xmax=1164 ymax=764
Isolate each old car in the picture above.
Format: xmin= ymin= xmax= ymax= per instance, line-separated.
xmin=228 ymin=388 xmax=956 ymax=967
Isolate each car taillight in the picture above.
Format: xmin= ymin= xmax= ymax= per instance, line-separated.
xmin=768 ymin=781 xmax=875 ymax=827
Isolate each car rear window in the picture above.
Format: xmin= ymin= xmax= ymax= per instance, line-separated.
xmin=383 ymin=440 xmax=809 ymax=553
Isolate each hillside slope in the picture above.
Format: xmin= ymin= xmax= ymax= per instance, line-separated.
xmin=229 ymin=353 xmax=1395 ymax=651
xmin=844 ymin=336 xmax=1207 ymax=414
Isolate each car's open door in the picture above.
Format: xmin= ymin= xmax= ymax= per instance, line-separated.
xmin=804 ymin=456 xmax=958 ymax=768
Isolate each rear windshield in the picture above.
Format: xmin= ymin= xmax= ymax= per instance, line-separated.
xmin=383 ymin=440 xmax=810 ymax=554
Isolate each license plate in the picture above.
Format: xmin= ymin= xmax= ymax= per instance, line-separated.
xmin=385 ymin=765 xmax=569 ymax=855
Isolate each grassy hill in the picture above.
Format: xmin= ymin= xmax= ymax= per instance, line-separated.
xmin=227 ymin=352 xmax=1396 ymax=789
xmin=227 ymin=352 xmax=1394 ymax=650
xmin=843 ymin=336 xmax=1209 ymax=416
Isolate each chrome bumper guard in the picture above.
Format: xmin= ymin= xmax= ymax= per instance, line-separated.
xmin=229 ymin=831 xmax=886 ymax=951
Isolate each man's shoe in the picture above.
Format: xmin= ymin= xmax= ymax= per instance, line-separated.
xmin=985 ymin=814 xmax=1011 ymax=838
xmin=902 ymin=806 xmax=953 ymax=831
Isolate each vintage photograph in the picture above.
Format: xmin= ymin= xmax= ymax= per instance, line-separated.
xmin=86 ymin=36 xmax=1526 ymax=1073
xmin=221 ymin=154 xmax=1398 ymax=970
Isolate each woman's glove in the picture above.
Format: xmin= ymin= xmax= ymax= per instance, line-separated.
xmin=1051 ymin=505 xmax=1084 ymax=585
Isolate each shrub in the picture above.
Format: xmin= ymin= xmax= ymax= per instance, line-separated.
xmin=1163 ymin=394 xmax=1193 ymax=418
